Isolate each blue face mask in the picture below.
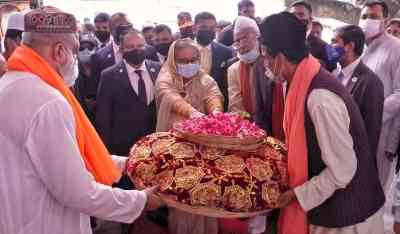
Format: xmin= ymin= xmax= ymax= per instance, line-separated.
xmin=177 ymin=63 xmax=200 ymax=78
xmin=239 ymin=47 xmax=259 ymax=64
xmin=325 ymin=44 xmax=345 ymax=65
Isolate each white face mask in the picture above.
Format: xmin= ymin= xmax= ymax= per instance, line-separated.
xmin=238 ymin=47 xmax=259 ymax=64
xmin=78 ymin=49 xmax=94 ymax=64
xmin=360 ymin=19 xmax=383 ymax=39
xmin=59 ymin=49 xmax=79 ymax=87
xmin=177 ymin=63 xmax=200 ymax=79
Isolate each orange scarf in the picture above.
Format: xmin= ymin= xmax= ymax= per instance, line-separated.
xmin=8 ymin=45 xmax=121 ymax=186
xmin=278 ymin=55 xmax=321 ymax=234
xmin=239 ymin=62 xmax=253 ymax=114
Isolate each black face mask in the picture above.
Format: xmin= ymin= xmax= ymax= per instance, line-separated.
xmin=196 ymin=30 xmax=215 ymax=46
xmin=95 ymin=30 xmax=111 ymax=43
xmin=180 ymin=28 xmax=194 ymax=39
xmin=155 ymin=42 xmax=172 ymax=56
xmin=123 ymin=49 xmax=145 ymax=65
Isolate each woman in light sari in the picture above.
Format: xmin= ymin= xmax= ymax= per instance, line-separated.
xmin=155 ymin=38 xmax=223 ymax=234
xmin=155 ymin=38 xmax=223 ymax=132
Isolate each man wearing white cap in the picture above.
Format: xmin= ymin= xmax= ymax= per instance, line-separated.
xmin=3 ymin=12 xmax=24 ymax=60
xmin=228 ymin=16 xmax=285 ymax=141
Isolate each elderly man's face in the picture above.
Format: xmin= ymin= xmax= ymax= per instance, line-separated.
xmin=234 ymin=29 xmax=258 ymax=55
xmin=388 ymin=23 xmax=400 ymax=38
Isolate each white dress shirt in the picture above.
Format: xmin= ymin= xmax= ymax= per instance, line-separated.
xmin=0 ymin=71 xmax=147 ymax=234
xmin=294 ymin=89 xmax=357 ymax=211
xmin=334 ymin=58 xmax=362 ymax=86
xmin=125 ymin=60 xmax=154 ymax=105
xmin=157 ymin=53 xmax=166 ymax=63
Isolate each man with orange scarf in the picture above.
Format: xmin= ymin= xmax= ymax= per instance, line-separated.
xmin=0 ymin=7 xmax=161 ymax=234
xmin=259 ymin=12 xmax=384 ymax=234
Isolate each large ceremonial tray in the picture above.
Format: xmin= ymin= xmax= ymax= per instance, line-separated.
xmin=173 ymin=113 xmax=267 ymax=151
xmin=127 ymin=131 xmax=288 ymax=218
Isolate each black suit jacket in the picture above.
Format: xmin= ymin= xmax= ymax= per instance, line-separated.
xmin=347 ymin=61 xmax=384 ymax=158
xmin=90 ymin=44 xmax=116 ymax=96
xmin=210 ymin=41 xmax=235 ymax=110
xmin=91 ymin=44 xmax=162 ymax=98
xmin=96 ymin=60 xmax=162 ymax=156
xmin=253 ymin=58 xmax=275 ymax=135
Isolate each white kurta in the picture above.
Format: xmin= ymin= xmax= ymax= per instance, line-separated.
xmin=363 ymin=33 xmax=400 ymax=189
xmin=294 ymin=89 xmax=383 ymax=234
xmin=0 ymin=71 xmax=147 ymax=234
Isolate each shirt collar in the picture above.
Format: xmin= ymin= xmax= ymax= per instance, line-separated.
xmin=124 ymin=60 xmax=146 ymax=74
xmin=341 ymin=57 xmax=361 ymax=79
xmin=196 ymin=40 xmax=212 ymax=50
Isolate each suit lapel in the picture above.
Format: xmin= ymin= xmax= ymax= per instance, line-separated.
xmin=346 ymin=62 xmax=364 ymax=93
xmin=118 ymin=62 xmax=139 ymax=98
xmin=145 ymin=60 xmax=157 ymax=84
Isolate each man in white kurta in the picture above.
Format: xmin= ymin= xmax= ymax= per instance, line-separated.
xmin=360 ymin=1 xmax=400 ymax=191
xmin=0 ymin=7 xmax=159 ymax=234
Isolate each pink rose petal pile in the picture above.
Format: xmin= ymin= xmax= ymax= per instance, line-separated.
xmin=176 ymin=113 xmax=266 ymax=138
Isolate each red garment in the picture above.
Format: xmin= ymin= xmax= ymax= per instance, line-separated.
xmin=239 ymin=62 xmax=253 ymax=114
xmin=271 ymin=83 xmax=285 ymax=141
xmin=218 ymin=218 xmax=248 ymax=234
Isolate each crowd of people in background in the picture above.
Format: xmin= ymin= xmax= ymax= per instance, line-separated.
xmin=1 ymin=0 xmax=400 ymax=234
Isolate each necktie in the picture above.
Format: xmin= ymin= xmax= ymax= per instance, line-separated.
xmin=272 ymin=83 xmax=285 ymax=141
xmin=135 ymin=70 xmax=147 ymax=104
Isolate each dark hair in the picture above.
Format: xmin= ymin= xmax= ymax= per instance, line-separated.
xmin=177 ymin=12 xmax=192 ymax=21
xmin=238 ymin=0 xmax=255 ymax=12
xmin=120 ymin=28 xmax=143 ymax=47
xmin=261 ymin=12 xmax=309 ymax=64
xmin=110 ymin=12 xmax=128 ymax=29
xmin=364 ymin=0 xmax=389 ymax=18
xmin=142 ymin=26 xmax=154 ymax=33
xmin=154 ymin=24 xmax=172 ymax=34
xmin=334 ymin=25 xmax=365 ymax=56
xmin=290 ymin=0 xmax=313 ymax=15
xmin=312 ymin=20 xmax=323 ymax=29
xmin=5 ymin=29 xmax=22 ymax=40
xmin=94 ymin=13 xmax=110 ymax=23
xmin=116 ymin=23 xmax=134 ymax=44
xmin=194 ymin=12 xmax=216 ymax=25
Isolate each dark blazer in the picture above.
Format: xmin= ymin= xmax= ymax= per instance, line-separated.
xmin=91 ymin=44 xmax=162 ymax=96
xmin=96 ymin=60 xmax=162 ymax=156
xmin=90 ymin=44 xmax=116 ymax=95
xmin=253 ymin=58 xmax=274 ymax=135
xmin=346 ymin=61 xmax=384 ymax=158
xmin=210 ymin=41 xmax=235 ymax=110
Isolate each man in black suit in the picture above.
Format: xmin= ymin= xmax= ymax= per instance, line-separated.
xmin=97 ymin=28 xmax=161 ymax=157
xmin=193 ymin=12 xmax=235 ymax=110
xmin=289 ymin=0 xmax=336 ymax=72
xmin=90 ymin=13 xmax=130 ymax=94
xmin=332 ymin=25 xmax=384 ymax=158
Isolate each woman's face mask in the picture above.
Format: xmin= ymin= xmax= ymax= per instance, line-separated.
xmin=177 ymin=63 xmax=200 ymax=78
